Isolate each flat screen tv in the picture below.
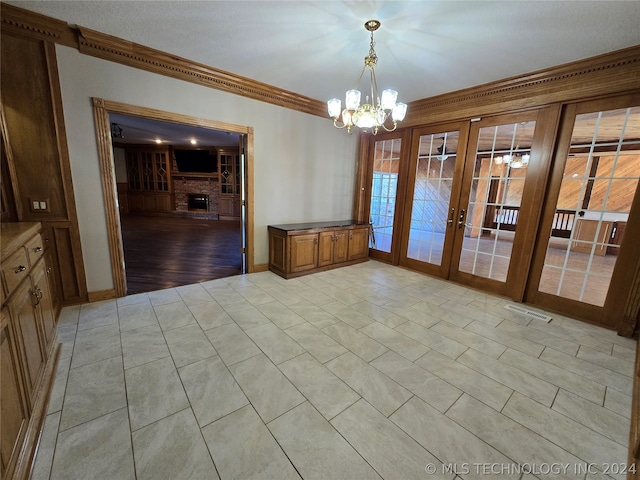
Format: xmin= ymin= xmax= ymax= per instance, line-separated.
xmin=174 ymin=149 xmax=217 ymax=173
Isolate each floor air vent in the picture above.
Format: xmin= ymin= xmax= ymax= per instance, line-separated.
xmin=504 ymin=304 xmax=552 ymax=323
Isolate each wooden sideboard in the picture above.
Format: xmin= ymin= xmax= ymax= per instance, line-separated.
xmin=1 ymin=223 xmax=59 ymax=480
xmin=268 ymin=221 xmax=369 ymax=279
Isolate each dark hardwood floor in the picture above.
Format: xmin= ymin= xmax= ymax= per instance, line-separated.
xmin=120 ymin=214 xmax=242 ymax=294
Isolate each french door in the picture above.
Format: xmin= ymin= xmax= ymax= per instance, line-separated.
xmin=526 ymin=94 xmax=640 ymax=326
xmin=391 ymin=109 xmax=554 ymax=299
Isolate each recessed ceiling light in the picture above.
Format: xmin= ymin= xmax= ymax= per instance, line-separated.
xmin=155 ymin=138 xmax=162 ymax=144
xmin=190 ymin=139 xmax=197 ymax=145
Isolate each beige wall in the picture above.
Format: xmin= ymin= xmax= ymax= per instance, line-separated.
xmin=55 ymin=45 xmax=357 ymax=292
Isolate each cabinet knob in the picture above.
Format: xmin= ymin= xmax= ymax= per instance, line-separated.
xmin=34 ymin=246 xmax=43 ymax=252
xmin=15 ymin=265 xmax=26 ymax=273
xmin=31 ymin=289 xmax=40 ymax=306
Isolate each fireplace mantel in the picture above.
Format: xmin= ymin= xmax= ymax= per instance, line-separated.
xmin=171 ymin=171 xmax=219 ymax=180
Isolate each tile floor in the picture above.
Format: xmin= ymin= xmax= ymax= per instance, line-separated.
xmin=32 ymin=261 xmax=637 ymax=480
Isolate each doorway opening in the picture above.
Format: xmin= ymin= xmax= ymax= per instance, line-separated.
xmin=92 ymin=98 xmax=254 ymax=298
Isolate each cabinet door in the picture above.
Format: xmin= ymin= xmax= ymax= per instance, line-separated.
xmin=318 ymin=231 xmax=335 ymax=267
xmin=6 ymin=280 xmax=44 ymax=404
xmin=290 ymin=234 xmax=318 ymax=273
xmin=334 ymin=231 xmax=349 ymax=264
xmin=30 ymin=261 xmax=55 ymax=349
xmin=348 ymin=227 xmax=370 ymax=261
xmin=0 ymin=308 xmax=29 ymax=478
xmin=571 ymin=219 xmax=610 ymax=256
xmin=219 ymin=197 xmax=235 ymax=217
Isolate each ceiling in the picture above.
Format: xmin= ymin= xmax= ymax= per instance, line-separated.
xmin=6 ymin=1 xmax=640 ymax=145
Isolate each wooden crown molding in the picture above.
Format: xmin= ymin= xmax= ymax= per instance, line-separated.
xmin=3 ymin=4 xmax=639 ymax=125
xmin=0 ymin=3 xmax=76 ymax=46
xmin=1 ymin=3 xmax=325 ymax=117
xmin=76 ymin=26 xmax=327 ymax=118
xmin=404 ymin=45 xmax=640 ymax=126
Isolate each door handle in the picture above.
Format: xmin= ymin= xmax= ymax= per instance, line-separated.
xmin=458 ymin=209 xmax=466 ymax=229
xmin=447 ymin=208 xmax=455 ymax=228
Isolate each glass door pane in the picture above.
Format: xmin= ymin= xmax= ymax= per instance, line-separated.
xmin=404 ymin=129 xmax=461 ymax=272
xmin=457 ymin=120 xmax=536 ymax=282
xmin=538 ymin=106 xmax=640 ymax=306
xmin=369 ymin=137 xmax=401 ymax=253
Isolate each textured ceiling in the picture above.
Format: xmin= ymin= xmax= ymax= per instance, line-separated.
xmin=6 ymin=0 xmax=640 ymax=144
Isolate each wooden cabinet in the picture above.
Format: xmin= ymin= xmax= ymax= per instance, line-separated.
xmin=1 ymin=222 xmax=59 ymax=480
xmin=125 ymin=147 xmax=173 ymax=213
xmin=570 ymin=219 xmax=627 ymax=256
xmin=268 ymin=222 xmax=369 ymax=279
xmin=0 ymin=308 xmax=29 ymax=478
xmin=218 ymin=148 xmax=241 ymax=219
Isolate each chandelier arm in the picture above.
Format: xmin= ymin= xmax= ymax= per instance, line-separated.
xmin=381 ymin=122 xmax=397 ymax=133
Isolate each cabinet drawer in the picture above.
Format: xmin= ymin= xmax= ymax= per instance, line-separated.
xmin=2 ymin=248 xmax=30 ymax=296
xmin=25 ymin=234 xmax=45 ymax=266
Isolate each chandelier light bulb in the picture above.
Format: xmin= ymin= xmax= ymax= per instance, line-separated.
xmin=392 ymin=103 xmax=407 ymax=122
xmin=345 ymin=90 xmax=361 ymax=110
xmin=327 ymin=98 xmax=342 ymax=119
xmin=381 ymin=89 xmax=398 ymax=110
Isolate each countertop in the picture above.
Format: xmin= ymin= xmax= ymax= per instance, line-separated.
xmin=1 ymin=222 xmax=41 ymax=259
xmin=268 ymin=220 xmax=365 ymax=232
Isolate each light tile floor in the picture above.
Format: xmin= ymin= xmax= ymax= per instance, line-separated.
xmin=32 ymin=261 xmax=637 ymax=480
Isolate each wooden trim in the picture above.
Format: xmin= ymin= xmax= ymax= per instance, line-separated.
xmin=87 ymin=288 xmax=117 ymax=302
xmin=92 ymin=98 xmax=255 ymax=295
xmin=44 ymin=41 xmax=89 ymax=303
xmin=253 ymin=263 xmax=269 ymax=273
xmin=404 ymin=45 xmax=640 ymax=127
xmin=617 ymin=256 xmax=640 ymax=337
xmin=628 ymin=340 xmax=640 ymax=480
xmin=244 ymin=128 xmax=255 ymax=273
xmin=76 ymin=25 xmax=325 ymax=117
xmin=92 ymin=99 xmax=127 ymax=297
xmin=505 ymin=105 xmax=562 ymax=301
xmin=0 ymin=4 xmax=76 ymax=46
xmin=353 ymin=134 xmax=371 ymax=224
xmin=5 ymin=4 xmax=639 ymax=129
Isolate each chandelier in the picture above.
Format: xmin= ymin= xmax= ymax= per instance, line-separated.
xmin=327 ymin=20 xmax=407 ymax=135
xmin=494 ymin=151 xmax=530 ymax=169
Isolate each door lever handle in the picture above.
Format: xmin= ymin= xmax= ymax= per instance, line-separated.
xmin=458 ymin=209 xmax=466 ymax=229
xmin=447 ymin=208 xmax=455 ymax=228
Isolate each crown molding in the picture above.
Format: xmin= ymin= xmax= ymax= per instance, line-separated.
xmin=2 ymin=3 xmax=639 ymax=124
xmin=0 ymin=3 xmax=76 ymax=46
xmin=404 ymin=45 xmax=640 ymax=126
xmin=1 ymin=3 xmax=326 ymax=117
xmin=76 ymin=26 xmax=326 ymax=117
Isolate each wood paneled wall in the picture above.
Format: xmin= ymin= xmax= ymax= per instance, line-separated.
xmin=1 ymin=31 xmax=88 ymax=305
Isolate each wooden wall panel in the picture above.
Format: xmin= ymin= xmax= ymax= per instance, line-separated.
xmin=1 ymin=34 xmax=68 ymax=220
xmin=52 ymin=226 xmax=82 ymax=301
